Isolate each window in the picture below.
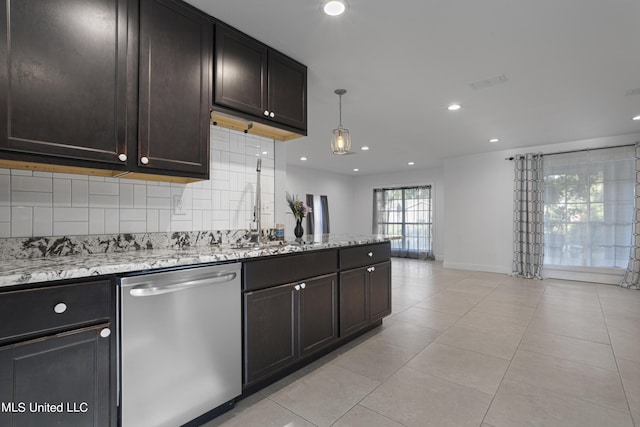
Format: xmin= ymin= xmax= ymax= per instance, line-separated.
xmin=373 ymin=186 xmax=433 ymax=259
xmin=543 ymin=146 xmax=635 ymax=269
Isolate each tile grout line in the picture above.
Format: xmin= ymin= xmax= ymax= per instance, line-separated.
xmin=478 ymin=275 xmax=546 ymax=426
xmin=597 ymin=284 xmax=638 ymax=427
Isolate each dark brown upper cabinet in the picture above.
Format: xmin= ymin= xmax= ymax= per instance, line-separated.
xmin=267 ymin=49 xmax=307 ymax=131
xmin=0 ymin=0 xmax=211 ymax=182
xmin=214 ymin=23 xmax=307 ymax=135
xmin=0 ymin=0 xmax=133 ymax=170
xmin=136 ymin=0 xmax=211 ymax=179
xmin=214 ymin=24 xmax=268 ymax=120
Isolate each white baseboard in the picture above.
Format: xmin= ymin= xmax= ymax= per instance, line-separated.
xmin=542 ymin=267 xmax=624 ymax=285
xmin=442 ymin=261 xmax=511 ymax=275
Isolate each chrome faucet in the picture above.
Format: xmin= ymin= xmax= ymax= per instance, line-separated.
xmin=252 ymin=158 xmax=262 ymax=245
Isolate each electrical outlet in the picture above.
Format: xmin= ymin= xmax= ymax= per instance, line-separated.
xmin=172 ymin=195 xmax=186 ymax=215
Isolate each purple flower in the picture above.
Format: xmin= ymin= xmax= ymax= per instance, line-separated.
xmin=286 ymin=192 xmax=312 ymax=219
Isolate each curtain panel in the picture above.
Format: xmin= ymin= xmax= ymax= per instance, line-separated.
xmin=306 ymin=194 xmax=330 ymax=235
xmin=512 ymin=153 xmax=544 ymax=278
xmin=620 ymin=142 xmax=640 ymax=290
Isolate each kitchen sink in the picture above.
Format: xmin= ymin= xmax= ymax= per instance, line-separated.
xmin=231 ymin=241 xmax=290 ymax=250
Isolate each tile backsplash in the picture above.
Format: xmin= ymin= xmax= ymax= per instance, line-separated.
xmin=0 ymin=127 xmax=275 ymax=238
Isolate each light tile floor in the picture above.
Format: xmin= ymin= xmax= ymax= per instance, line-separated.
xmin=206 ymin=259 xmax=640 ymax=427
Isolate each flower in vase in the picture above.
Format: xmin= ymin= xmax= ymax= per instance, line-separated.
xmin=286 ymin=192 xmax=311 ymax=220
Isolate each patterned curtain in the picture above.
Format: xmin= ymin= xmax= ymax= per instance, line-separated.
xmin=512 ymin=153 xmax=544 ymax=278
xmin=620 ymin=142 xmax=640 ymax=289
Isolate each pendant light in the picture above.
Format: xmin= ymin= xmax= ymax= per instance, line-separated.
xmin=331 ymin=89 xmax=352 ymax=155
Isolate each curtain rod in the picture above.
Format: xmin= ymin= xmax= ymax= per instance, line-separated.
xmin=505 ymin=142 xmax=637 ymax=161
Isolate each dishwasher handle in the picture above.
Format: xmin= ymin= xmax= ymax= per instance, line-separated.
xmin=129 ymin=272 xmax=237 ymax=297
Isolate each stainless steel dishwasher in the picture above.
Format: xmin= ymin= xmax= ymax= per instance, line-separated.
xmin=118 ymin=263 xmax=241 ymax=427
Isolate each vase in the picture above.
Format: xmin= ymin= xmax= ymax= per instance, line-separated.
xmin=294 ymin=219 xmax=304 ymax=240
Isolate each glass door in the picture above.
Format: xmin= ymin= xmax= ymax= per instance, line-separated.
xmin=373 ymin=186 xmax=433 ymax=259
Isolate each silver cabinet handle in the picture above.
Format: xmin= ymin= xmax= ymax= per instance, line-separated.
xmin=53 ymin=302 xmax=67 ymax=314
xmin=129 ymin=272 xmax=237 ymax=297
xmin=300 ymin=283 xmax=306 ymax=289
xmin=100 ymin=328 xmax=111 ymax=338
xmin=269 ymin=112 xmax=275 ymax=118
xmin=118 ymin=153 xmax=127 ymax=162
xmin=263 ymin=110 xmax=270 ymax=116
xmin=370 ymin=266 xmax=376 ymax=272
xmin=294 ymin=284 xmax=301 ymax=291
xmin=140 ymin=156 xmax=149 ymax=165
xmin=368 ymin=252 xmax=373 ymax=257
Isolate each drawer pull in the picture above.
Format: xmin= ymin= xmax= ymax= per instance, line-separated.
xmin=368 ymin=252 xmax=373 ymax=257
xmin=118 ymin=153 xmax=127 ymax=162
xmin=294 ymin=285 xmax=301 ymax=291
xmin=100 ymin=328 xmax=111 ymax=338
xmin=263 ymin=110 xmax=270 ymax=116
xmin=140 ymin=156 xmax=149 ymax=165
xmin=300 ymin=283 xmax=306 ymax=289
xmin=269 ymin=112 xmax=275 ymax=118
xmin=53 ymin=303 xmax=67 ymax=314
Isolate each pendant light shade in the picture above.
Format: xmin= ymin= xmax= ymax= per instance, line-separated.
xmin=331 ymin=89 xmax=352 ymax=155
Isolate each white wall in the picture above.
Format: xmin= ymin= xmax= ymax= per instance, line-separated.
xmin=352 ymin=168 xmax=445 ymax=260
xmin=443 ymin=132 xmax=640 ymax=275
xmin=0 ymin=127 xmax=276 ymax=237
xmin=284 ymin=165 xmax=355 ymax=235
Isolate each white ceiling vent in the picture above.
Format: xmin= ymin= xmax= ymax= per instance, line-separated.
xmin=470 ymin=74 xmax=509 ymax=90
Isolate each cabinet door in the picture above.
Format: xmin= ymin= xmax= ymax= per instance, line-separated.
xmin=369 ymin=261 xmax=392 ymax=322
xmin=214 ymin=24 xmax=268 ymax=118
xmin=244 ymin=283 xmax=297 ymax=385
xmin=137 ymin=0 xmax=211 ymax=177
xmin=0 ymin=0 xmax=130 ymax=166
xmin=298 ymin=274 xmax=338 ymax=357
xmin=339 ymin=268 xmax=369 ymax=337
xmin=267 ymin=50 xmax=307 ymax=131
xmin=0 ymin=324 xmax=113 ymax=427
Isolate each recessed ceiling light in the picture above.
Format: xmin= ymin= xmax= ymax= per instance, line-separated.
xmin=489 ymin=138 xmax=499 ymax=143
xmin=361 ymin=146 xmax=370 ymax=151
xmin=408 ymin=162 xmax=415 ymax=166
xmin=300 ymin=156 xmax=308 ymax=161
xmin=353 ymin=168 xmax=359 ymax=172
xmin=633 ymin=115 xmax=640 ymax=121
xmin=323 ymin=0 xmax=346 ymax=16
xmin=447 ymin=103 xmax=462 ymax=111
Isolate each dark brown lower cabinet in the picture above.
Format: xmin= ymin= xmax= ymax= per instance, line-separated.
xmin=339 ymin=260 xmax=392 ymax=337
xmin=369 ymin=261 xmax=392 ymax=322
xmin=0 ymin=324 xmax=112 ymax=427
xmin=299 ymin=275 xmax=339 ymax=357
xmin=339 ymin=268 xmax=369 ymax=337
xmin=244 ymin=273 xmax=338 ymax=386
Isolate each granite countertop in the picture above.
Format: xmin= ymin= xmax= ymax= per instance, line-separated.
xmin=0 ymin=234 xmax=398 ymax=288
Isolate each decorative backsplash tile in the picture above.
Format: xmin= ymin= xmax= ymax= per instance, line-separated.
xmin=0 ymin=127 xmax=275 ymax=238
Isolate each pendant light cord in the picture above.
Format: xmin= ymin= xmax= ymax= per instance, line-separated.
xmin=338 ymin=93 xmax=343 ymax=128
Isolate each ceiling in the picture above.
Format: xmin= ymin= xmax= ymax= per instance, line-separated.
xmin=185 ymin=0 xmax=640 ymax=176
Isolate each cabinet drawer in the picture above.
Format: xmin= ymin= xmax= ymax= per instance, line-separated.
xmin=243 ymin=250 xmax=337 ymax=291
xmin=339 ymin=242 xmax=391 ymax=270
xmin=0 ymin=279 xmax=112 ymax=343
